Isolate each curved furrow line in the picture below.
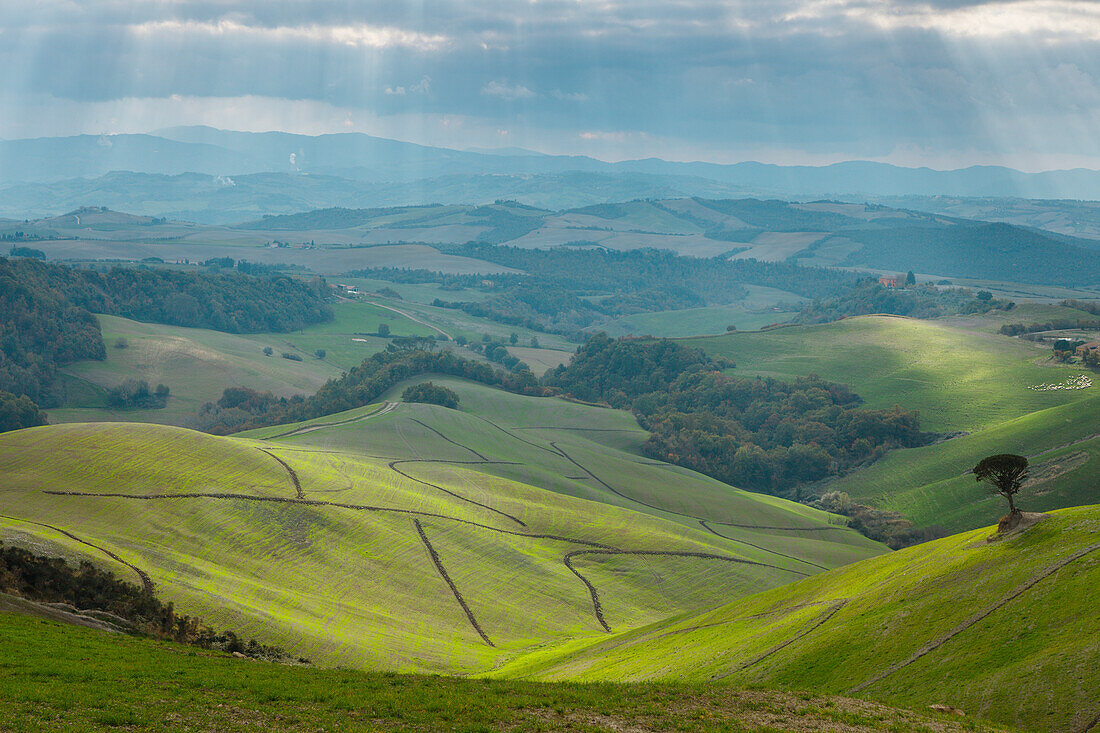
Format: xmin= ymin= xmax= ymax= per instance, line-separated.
xmin=388 ymin=460 xmax=527 ymax=527
xmin=467 ymin=415 xmax=567 ymax=458
xmin=408 ymin=418 xmax=488 ymax=461
xmin=257 ymin=448 xmax=304 ymax=500
xmin=263 ymin=401 xmax=397 ymax=440
xmin=851 ymin=541 xmax=1100 ymax=693
xmin=42 ymin=491 xmax=616 ymax=549
xmin=563 ymin=549 xmax=809 ymax=633
xmin=552 ymin=442 xmax=842 ymax=540
xmin=700 ymin=520 xmax=829 ymax=571
xmin=0 ymin=513 xmax=153 ymax=595
xmin=712 ymin=599 xmax=849 ymax=680
xmin=414 ymin=519 xmax=494 ymax=647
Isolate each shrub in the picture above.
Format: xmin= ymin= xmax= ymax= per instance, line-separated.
xmin=281 ymin=352 xmax=303 ymax=361
xmin=401 ymin=382 xmax=460 ymax=409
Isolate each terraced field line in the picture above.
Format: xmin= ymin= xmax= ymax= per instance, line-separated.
xmin=413 ymin=519 xmax=494 ymax=646
xmin=712 ymin=599 xmax=848 ymax=679
xmin=467 ymin=415 xmax=566 ymax=458
xmin=563 ymin=549 xmax=808 ymax=633
xmin=851 ymin=541 xmax=1100 ymax=693
xmin=388 ymin=460 xmax=526 ymax=527
xmin=368 ymin=301 xmax=452 ymax=340
xmin=266 ymin=402 xmax=398 ymax=439
xmin=0 ymin=513 xmax=153 ymax=595
xmin=408 ymin=418 xmax=488 ymax=460
xmin=43 ymin=491 xmax=617 ymax=549
xmin=258 ymin=448 xmax=305 ymax=500
xmin=699 ymin=520 xmax=828 ymax=571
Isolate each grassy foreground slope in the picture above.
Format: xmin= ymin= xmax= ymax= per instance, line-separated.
xmin=0 ymin=385 xmax=880 ymax=675
xmin=495 ymin=506 xmax=1100 ymax=733
xmin=0 ymin=614 xmax=1006 ymax=733
xmin=688 ymin=316 xmax=1098 ymax=532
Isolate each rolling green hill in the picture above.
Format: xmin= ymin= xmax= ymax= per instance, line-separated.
xmin=492 ymin=505 xmax=1100 ymax=733
xmin=685 ymin=316 xmax=1099 ymax=533
xmin=0 ymin=380 xmax=881 ymax=675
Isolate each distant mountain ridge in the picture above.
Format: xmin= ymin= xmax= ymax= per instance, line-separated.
xmin=4 ymin=126 xmax=1100 ymax=201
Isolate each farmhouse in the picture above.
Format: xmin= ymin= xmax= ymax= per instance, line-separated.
xmin=1076 ymin=341 xmax=1100 ymax=357
xmin=878 ymin=275 xmax=901 ymax=287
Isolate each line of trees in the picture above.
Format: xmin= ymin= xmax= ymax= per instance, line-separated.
xmin=193 ymin=349 xmax=546 ymax=434
xmin=799 ymin=279 xmax=1013 ymax=323
xmin=0 ymin=541 xmax=303 ymax=662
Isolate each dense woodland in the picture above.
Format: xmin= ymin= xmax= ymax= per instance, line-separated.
xmin=545 ymin=335 xmax=926 ymax=497
xmin=0 ymin=257 xmax=333 ymax=408
xmin=12 ymin=258 xmax=333 ymax=333
xmin=0 ymin=391 xmax=47 ymax=433
xmin=797 ymin=279 xmax=1013 ymax=323
xmin=0 ymin=259 xmax=106 ymax=406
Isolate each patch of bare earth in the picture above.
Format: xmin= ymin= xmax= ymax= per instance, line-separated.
xmin=518 ymin=690 xmax=998 ymax=732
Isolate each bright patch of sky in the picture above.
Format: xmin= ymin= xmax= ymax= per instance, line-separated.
xmin=2 ymin=0 xmax=1099 ymax=169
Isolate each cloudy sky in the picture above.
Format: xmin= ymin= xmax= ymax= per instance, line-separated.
xmin=2 ymin=0 xmax=1100 ymax=169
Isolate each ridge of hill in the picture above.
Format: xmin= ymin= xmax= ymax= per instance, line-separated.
xmin=492 ymin=504 xmax=1100 ymax=733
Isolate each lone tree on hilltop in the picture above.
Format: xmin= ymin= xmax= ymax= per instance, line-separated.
xmin=973 ymin=454 xmax=1029 ymax=515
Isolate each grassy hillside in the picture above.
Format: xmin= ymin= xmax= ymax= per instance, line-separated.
xmin=687 ymin=316 xmax=1098 ymax=532
xmin=689 ymin=315 xmax=1089 ymax=433
xmin=54 ymin=314 xmax=343 ymax=425
xmin=0 ymin=382 xmax=881 ymax=674
xmin=494 ymin=505 xmax=1100 ymax=733
xmin=0 ymin=613 xmax=1004 ymax=733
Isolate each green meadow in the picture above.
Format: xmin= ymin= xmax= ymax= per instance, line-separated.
xmin=492 ymin=505 xmax=1100 ymax=733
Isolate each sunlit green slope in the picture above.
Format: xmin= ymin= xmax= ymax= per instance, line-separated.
xmin=0 ymin=384 xmax=881 ymax=675
xmin=688 ymin=316 xmax=1099 ymax=532
xmin=494 ymin=505 xmax=1100 ymax=733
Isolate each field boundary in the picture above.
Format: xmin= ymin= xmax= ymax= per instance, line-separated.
xmin=414 ymin=519 xmax=493 ymax=646
xmin=563 ymin=548 xmax=806 ymax=633
xmin=713 ymin=599 xmax=848 ymax=679
xmin=851 ymin=541 xmax=1100 ymax=693
xmin=258 ymin=448 xmax=305 ymax=500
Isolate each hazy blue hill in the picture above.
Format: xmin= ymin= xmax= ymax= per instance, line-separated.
xmin=5 ymin=128 xmax=1100 ymax=202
